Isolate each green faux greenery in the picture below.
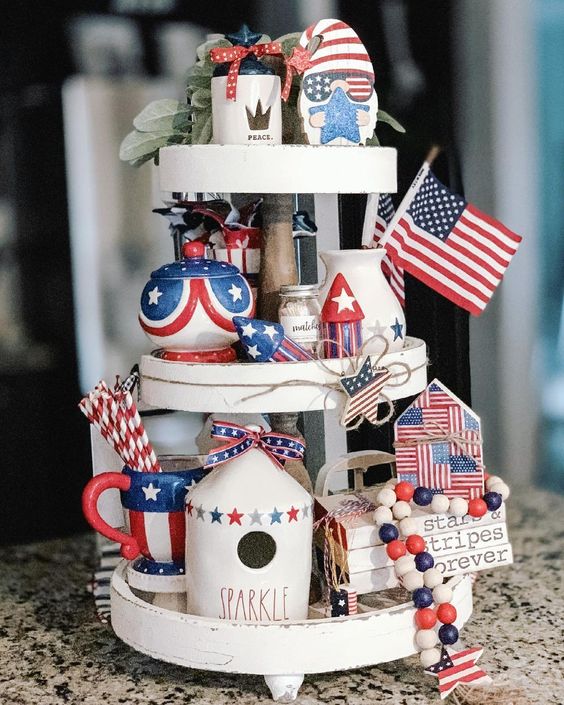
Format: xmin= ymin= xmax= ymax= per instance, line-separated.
xmin=119 ymin=34 xmax=405 ymax=166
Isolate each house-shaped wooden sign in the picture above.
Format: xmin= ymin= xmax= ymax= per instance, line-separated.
xmin=394 ymin=379 xmax=485 ymax=500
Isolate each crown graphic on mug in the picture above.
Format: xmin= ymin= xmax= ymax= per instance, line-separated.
xmin=246 ymin=99 xmax=272 ymax=130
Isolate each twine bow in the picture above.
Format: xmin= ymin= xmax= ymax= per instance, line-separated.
xmin=393 ymin=420 xmax=482 ymax=455
xmin=206 ymin=421 xmax=305 ymax=469
xmin=210 ymin=42 xmax=284 ymax=100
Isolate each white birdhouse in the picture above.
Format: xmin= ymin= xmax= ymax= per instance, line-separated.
xmin=185 ymin=423 xmax=313 ymax=622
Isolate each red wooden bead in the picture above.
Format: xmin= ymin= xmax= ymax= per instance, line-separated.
xmin=386 ymin=539 xmax=407 ymax=560
xmin=437 ymin=603 xmax=457 ymax=624
xmin=468 ymin=498 xmax=488 ymax=517
xmin=406 ymin=534 xmax=426 ymax=555
xmin=394 ymin=481 xmax=415 ymax=502
xmin=415 ymin=607 xmax=437 ymax=630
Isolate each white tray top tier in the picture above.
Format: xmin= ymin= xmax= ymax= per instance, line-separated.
xmin=139 ymin=336 xmax=427 ymax=414
xmin=159 ymin=144 xmax=397 ymax=195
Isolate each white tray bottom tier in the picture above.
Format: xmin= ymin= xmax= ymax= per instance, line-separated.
xmin=139 ymin=336 xmax=427 ymax=414
xmin=111 ymin=563 xmax=472 ymax=676
xmin=158 ymin=144 xmax=397 ymax=195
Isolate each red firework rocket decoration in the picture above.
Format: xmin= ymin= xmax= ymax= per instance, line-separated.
xmin=321 ymin=273 xmax=365 ymax=358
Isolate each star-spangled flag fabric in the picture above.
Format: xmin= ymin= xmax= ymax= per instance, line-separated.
xmin=340 ymin=358 xmax=392 ymax=427
xmin=425 ymin=646 xmax=492 ymax=699
xmin=371 ymin=193 xmax=405 ymax=307
xmin=378 ymin=165 xmax=522 ymax=315
xmin=394 ymin=380 xmax=484 ymax=500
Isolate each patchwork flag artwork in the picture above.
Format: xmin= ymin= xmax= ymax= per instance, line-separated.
xmin=379 ymin=166 xmax=522 ymax=315
xmin=425 ymin=646 xmax=492 ymax=699
xmin=340 ymin=357 xmax=392 ymax=427
xmin=394 ymin=379 xmax=485 ymax=500
xmin=370 ymin=193 xmax=405 ymax=307
xmin=233 ymin=316 xmax=313 ymax=362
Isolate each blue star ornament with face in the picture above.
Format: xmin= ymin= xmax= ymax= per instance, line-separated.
xmin=309 ymin=87 xmax=369 ymax=145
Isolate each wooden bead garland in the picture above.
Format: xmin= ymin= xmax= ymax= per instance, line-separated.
xmin=379 ymin=476 xmax=509 ymax=668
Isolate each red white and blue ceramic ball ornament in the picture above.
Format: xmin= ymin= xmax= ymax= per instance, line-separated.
xmin=298 ymin=19 xmax=378 ymax=146
xmin=139 ymin=241 xmax=254 ymax=363
xmin=233 ymin=316 xmax=313 ymax=363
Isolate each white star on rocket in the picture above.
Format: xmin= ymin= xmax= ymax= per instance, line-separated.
xmin=142 ymin=483 xmax=161 ymax=501
xmin=331 ymin=287 xmax=356 ymax=313
xmin=247 ymin=344 xmax=261 ymax=359
xmin=241 ymin=322 xmax=257 ymax=339
xmin=263 ymin=325 xmax=278 ymax=340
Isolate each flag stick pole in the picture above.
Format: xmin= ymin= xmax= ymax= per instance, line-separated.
xmin=378 ymin=144 xmax=442 ymax=247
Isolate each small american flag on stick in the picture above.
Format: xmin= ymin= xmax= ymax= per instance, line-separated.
xmin=379 ymin=164 xmax=521 ymax=315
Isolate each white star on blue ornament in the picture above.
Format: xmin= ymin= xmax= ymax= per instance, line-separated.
xmin=142 ymin=483 xmax=161 ymax=501
xmin=147 ymin=286 xmax=162 ymax=305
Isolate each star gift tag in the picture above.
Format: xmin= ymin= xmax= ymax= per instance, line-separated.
xmin=339 ymin=357 xmax=391 ymax=428
xmin=425 ymin=646 xmax=492 ymax=700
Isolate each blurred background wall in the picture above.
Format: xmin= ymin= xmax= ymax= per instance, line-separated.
xmin=1 ymin=0 xmax=561 ymax=544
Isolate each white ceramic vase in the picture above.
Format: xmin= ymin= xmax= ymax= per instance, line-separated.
xmin=211 ymin=75 xmax=282 ymax=145
xmin=185 ymin=429 xmax=312 ymax=622
xmin=319 ymin=249 xmax=406 ymax=353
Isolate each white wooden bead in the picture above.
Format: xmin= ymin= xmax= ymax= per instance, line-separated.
xmin=485 ymin=475 xmax=502 ymax=490
xmin=399 ymin=517 xmax=418 ymax=536
xmin=488 ymin=480 xmax=510 ymax=500
xmin=394 ymin=555 xmax=416 ymax=577
xmin=431 ymin=494 xmax=450 ymax=514
xmin=392 ymin=500 xmax=412 ymax=520
xmin=449 ymin=497 xmax=468 ymax=517
xmin=373 ymin=506 xmax=393 ymax=526
xmin=420 ymin=647 xmax=442 ymax=668
xmin=433 ymin=584 xmax=453 ymax=604
xmin=402 ymin=570 xmax=424 ymax=591
xmin=415 ymin=629 xmax=438 ymax=650
xmin=423 ymin=568 xmax=443 ymax=589
xmin=377 ymin=487 xmax=397 ymax=508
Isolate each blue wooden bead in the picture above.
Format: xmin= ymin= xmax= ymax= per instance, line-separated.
xmin=412 ymin=587 xmax=433 ymax=608
xmin=378 ymin=523 xmax=399 ymax=544
xmin=415 ymin=551 xmax=435 ymax=572
xmin=483 ymin=491 xmax=502 ymax=511
xmin=439 ymin=624 xmax=459 ymax=645
xmin=413 ymin=487 xmax=433 ymax=506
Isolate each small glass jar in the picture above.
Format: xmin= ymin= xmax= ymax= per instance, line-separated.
xmin=278 ymin=284 xmax=321 ymax=353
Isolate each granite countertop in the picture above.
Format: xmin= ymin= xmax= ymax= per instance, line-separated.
xmin=1 ymin=487 xmax=563 ymax=705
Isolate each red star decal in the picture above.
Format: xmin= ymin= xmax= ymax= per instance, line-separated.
xmin=287 ymin=46 xmax=313 ymax=74
xmin=227 ymin=507 xmax=244 ymax=525
xmin=186 ymin=500 xmax=193 ymax=516
xmin=287 ymin=506 xmax=299 ymax=522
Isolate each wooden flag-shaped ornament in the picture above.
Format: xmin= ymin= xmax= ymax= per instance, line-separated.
xmin=425 ymin=646 xmax=492 ymax=699
xmin=297 ymin=19 xmax=378 ymax=145
xmin=394 ymin=380 xmax=485 ymax=500
xmin=233 ymin=316 xmax=313 ymax=362
xmin=321 ymin=273 xmax=364 ymax=358
xmin=339 ymin=358 xmax=391 ymax=428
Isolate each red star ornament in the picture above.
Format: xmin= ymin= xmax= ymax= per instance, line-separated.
xmin=227 ymin=507 xmax=244 ymax=525
xmin=287 ymin=506 xmax=299 ymax=522
xmin=287 ymin=45 xmax=313 ymax=73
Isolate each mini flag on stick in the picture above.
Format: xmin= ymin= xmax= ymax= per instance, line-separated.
xmin=378 ymin=164 xmax=522 ymax=315
xmin=425 ymin=646 xmax=492 ymax=699
xmin=362 ymin=192 xmax=405 ymax=307
xmin=233 ymin=316 xmax=313 ymax=362
xmin=320 ymin=273 xmax=364 ymax=358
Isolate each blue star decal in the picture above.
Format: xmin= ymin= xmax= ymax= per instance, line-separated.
xmin=309 ymin=87 xmax=369 ymax=145
xmin=210 ymin=506 xmax=223 ymax=524
xmin=390 ymin=317 xmax=404 ymax=341
xmin=269 ymin=507 xmax=283 ymax=524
